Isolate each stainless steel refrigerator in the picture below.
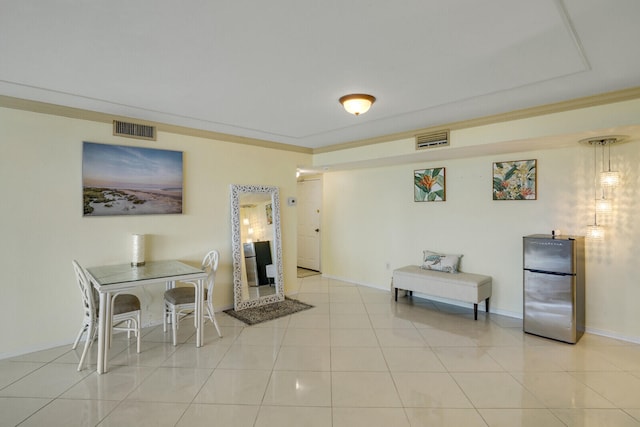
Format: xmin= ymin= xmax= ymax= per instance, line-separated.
xmin=243 ymin=242 xmax=259 ymax=287
xmin=523 ymin=234 xmax=585 ymax=344
xmin=243 ymin=241 xmax=273 ymax=287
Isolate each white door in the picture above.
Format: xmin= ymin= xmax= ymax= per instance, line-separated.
xmin=297 ymin=178 xmax=322 ymax=271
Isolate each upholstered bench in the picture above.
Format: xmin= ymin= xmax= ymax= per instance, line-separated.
xmin=392 ymin=265 xmax=492 ymax=320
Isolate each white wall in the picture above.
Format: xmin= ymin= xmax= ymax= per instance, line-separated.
xmin=0 ymin=107 xmax=309 ymax=358
xmin=322 ymin=135 xmax=640 ymax=342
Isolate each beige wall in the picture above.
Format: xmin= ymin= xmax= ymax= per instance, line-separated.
xmin=0 ymin=107 xmax=309 ymax=358
xmin=321 ymin=115 xmax=640 ymax=342
xmin=2 ymin=98 xmax=640 ymax=358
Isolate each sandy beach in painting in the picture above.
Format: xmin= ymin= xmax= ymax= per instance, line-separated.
xmin=83 ymin=187 xmax=182 ymax=216
xmin=82 ymin=142 xmax=184 ymax=216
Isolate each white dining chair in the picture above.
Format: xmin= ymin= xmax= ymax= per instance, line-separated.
xmin=71 ymin=260 xmax=141 ymax=371
xmin=163 ymin=250 xmax=223 ymax=346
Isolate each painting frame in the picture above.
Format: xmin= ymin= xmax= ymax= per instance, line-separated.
xmin=492 ymin=159 xmax=537 ymax=200
xmin=82 ymin=141 xmax=184 ymax=216
xmin=265 ymin=203 xmax=273 ymax=225
xmin=414 ymin=167 xmax=446 ymax=202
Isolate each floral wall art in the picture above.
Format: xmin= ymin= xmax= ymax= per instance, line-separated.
xmin=414 ymin=167 xmax=446 ymax=202
xmin=492 ymin=159 xmax=537 ymax=200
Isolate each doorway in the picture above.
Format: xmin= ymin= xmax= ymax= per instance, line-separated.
xmin=297 ymin=177 xmax=322 ymax=272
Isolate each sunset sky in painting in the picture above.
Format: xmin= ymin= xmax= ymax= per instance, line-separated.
xmin=82 ymin=142 xmax=183 ymax=189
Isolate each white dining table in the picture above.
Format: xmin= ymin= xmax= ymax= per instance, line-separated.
xmin=86 ymin=260 xmax=207 ymax=374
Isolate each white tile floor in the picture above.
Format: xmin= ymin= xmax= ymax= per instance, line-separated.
xmin=2 ymin=275 xmax=640 ymax=426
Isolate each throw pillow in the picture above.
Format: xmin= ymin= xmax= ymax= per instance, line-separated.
xmin=421 ymin=250 xmax=463 ymax=273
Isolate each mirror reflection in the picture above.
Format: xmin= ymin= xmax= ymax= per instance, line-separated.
xmin=231 ymin=184 xmax=284 ymax=310
xmin=240 ymin=196 xmax=275 ymax=298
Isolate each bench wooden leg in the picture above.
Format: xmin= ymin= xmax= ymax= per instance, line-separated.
xmin=474 ymin=303 xmax=478 ymax=320
xmin=485 ymin=297 xmax=490 ymax=313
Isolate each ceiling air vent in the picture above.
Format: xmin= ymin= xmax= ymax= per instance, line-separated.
xmin=113 ymin=120 xmax=156 ymax=141
xmin=415 ymin=130 xmax=449 ymax=150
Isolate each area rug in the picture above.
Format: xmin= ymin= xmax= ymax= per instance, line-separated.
xmin=297 ymin=267 xmax=321 ymax=278
xmin=224 ymin=298 xmax=314 ymax=325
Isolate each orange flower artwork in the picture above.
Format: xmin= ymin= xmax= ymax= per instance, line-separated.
xmin=414 ymin=168 xmax=446 ymax=202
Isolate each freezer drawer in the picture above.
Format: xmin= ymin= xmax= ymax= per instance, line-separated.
xmin=243 ymin=243 xmax=256 ymax=257
xmin=523 ymin=270 xmax=578 ymax=343
xmin=523 ymin=237 xmax=574 ymax=274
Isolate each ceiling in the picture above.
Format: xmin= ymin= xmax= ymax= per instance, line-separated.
xmin=1 ymin=1 xmax=640 ymax=150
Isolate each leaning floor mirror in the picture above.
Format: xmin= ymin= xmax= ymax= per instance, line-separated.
xmin=230 ymin=184 xmax=285 ymax=311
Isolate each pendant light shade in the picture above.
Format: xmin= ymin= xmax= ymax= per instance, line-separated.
xmin=600 ymin=171 xmax=620 ymax=187
xmin=595 ymin=197 xmax=612 ymax=214
xmin=339 ymin=94 xmax=376 ymax=116
xmin=586 ymin=224 xmax=605 ymax=240
xmin=601 ymin=138 xmax=620 ymax=187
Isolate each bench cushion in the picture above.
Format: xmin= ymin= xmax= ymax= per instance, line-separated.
xmin=393 ymin=265 xmax=491 ymax=304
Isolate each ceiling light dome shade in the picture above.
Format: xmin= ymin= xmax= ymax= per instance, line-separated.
xmin=339 ymin=94 xmax=376 ymax=116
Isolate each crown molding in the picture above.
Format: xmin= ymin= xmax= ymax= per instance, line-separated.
xmin=312 ymin=86 xmax=640 ymax=154
xmin=3 ymin=86 xmax=639 ymax=156
xmin=0 ymin=95 xmax=313 ymax=154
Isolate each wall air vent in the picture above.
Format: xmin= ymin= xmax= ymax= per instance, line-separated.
xmin=415 ymin=130 xmax=449 ymax=150
xmin=113 ymin=120 xmax=156 ymax=141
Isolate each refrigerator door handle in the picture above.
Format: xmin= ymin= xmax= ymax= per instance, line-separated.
xmin=525 ymin=269 xmax=574 ymax=276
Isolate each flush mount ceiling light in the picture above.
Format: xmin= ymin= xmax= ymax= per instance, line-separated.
xmin=339 ymin=94 xmax=376 ymax=116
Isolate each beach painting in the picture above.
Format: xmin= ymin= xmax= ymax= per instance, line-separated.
xmin=82 ymin=142 xmax=183 ymax=216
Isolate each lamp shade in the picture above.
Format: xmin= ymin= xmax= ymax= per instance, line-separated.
xmin=595 ymin=197 xmax=612 ymax=214
xmin=339 ymin=94 xmax=376 ymax=116
xmin=131 ymin=234 xmax=146 ymax=266
xmin=586 ymin=224 xmax=605 ymax=240
xmin=600 ymin=170 xmax=620 ymax=187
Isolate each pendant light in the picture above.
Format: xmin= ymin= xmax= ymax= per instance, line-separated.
xmin=594 ymin=196 xmax=612 ymax=214
xmin=578 ymin=135 xmax=629 ymax=239
xmin=595 ymin=143 xmax=613 ymax=214
xmin=600 ymin=139 xmax=620 ymax=187
xmin=587 ymin=141 xmax=605 ymax=239
xmin=586 ymin=223 xmax=605 ymax=240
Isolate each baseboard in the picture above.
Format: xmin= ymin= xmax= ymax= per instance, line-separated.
xmin=584 ymin=327 xmax=640 ymax=344
xmin=0 ymin=340 xmax=75 ymax=360
xmin=320 ymin=274 xmax=640 ymax=343
xmin=321 ymin=274 xmax=384 ymax=289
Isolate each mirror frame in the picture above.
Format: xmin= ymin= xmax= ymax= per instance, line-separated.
xmin=230 ymin=184 xmax=285 ymax=311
